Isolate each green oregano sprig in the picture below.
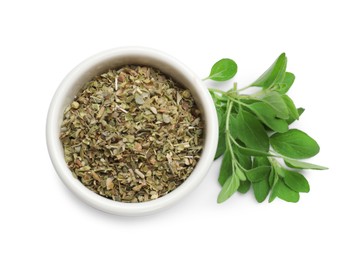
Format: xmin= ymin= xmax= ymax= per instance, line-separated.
xmin=204 ymin=53 xmax=327 ymax=203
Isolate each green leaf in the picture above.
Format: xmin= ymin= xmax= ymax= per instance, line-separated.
xmin=218 ymin=150 xmax=232 ymax=185
xmin=270 ymin=129 xmax=320 ymax=159
xmin=250 ymin=53 xmax=287 ymax=88
xmin=215 ymin=135 xmax=226 ymax=159
xmin=271 ymin=167 xmax=279 ymax=187
xmin=297 ymin=108 xmax=305 ymax=117
xmin=286 ymin=107 xmax=305 ymax=125
xmin=238 ymin=180 xmax=251 ymax=194
xmin=282 ymin=95 xmax=299 ymax=121
xmin=277 ymin=72 xmax=295 ymax=94
xmin=261 ymin=92 xmax=289 ymax=119
xmin=235 ymin=109 xmax=269 ymax=151
xmin=215 ymin=110 xmax=226 ymax=159
xmin=268 ymin=178 xmax=278 ymax=202
xmin=268 ymin=167 xmax=279 ymax=203
xmin=268 ymin=167 xmax=275 ymax=187
xmin=217 ymin=174 xmax=240 ymax=203
xmin=253 ymin=179 xmax=270 ymax=202
xmin=283 ymin=169 xmax=310 ymax=193
xmin=207 ymin=58 xmax=237 ymax=81
xmin=276 ymin=179 xmax=300 ymax=203
xmin=253 ymin=157 xmax=271 ymax=168
xmin=229 ymin=114 xmax=240 ymax=141
xmin=216 ymin=106 xmax=225 ymax=125
xmin=235 ymin=166 xmax=247 ymax=181
xmin=248 ymin=102 xmax=289 ymax=133
xmin=233 ymin=146 xmax=252 ymax=170
xmin=284 ymin=158 xmax=328 ymax=170
xmin=246 ymin=166 xmax=270 ymax=182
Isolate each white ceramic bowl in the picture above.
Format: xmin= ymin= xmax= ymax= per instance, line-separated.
xmin=46 ymin=47 xmax=218 ymax=216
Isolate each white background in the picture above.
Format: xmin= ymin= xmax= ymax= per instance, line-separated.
xmin=1 ymin=0 xmax=360 ymax=259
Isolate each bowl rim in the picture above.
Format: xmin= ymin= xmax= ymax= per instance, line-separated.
xmin=46 ymin=46 xmax=218 ymax=216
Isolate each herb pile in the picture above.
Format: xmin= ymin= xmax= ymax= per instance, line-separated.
xmin=205 ymin=53 xmax=327 ymax=203
xmin=60 ymin=65 xmax=203 ymax=202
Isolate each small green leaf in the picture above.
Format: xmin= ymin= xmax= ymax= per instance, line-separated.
xmin=238 ymin=180 xmax=251 ymax=194
xmin=276 ymin=179 xmax=300 ymax=203
xmin=277 ymin=72 xmax=295 ymax=94
xmin=207 ymin=58 xmax=237 ymax=81
xmin=261 ymin=92 xmax=289 ymax=119
xmin=248 ymin=102 xmax=289 ymax=133
xmin=250 ymin=53 xmax=287 ymax=88
xmin=229 ymin=114 xmax=240 ymax=141
xmin=216 ymin=106 xmax=225 ymax=125
xmin=235 ymin=166 xmax=247 ymax=181
xmin=271 ymin=167 xmax=279 ymax=187
xmin=282 ymin=95 xmax=299 ymax=121
xmin=268 ymin=167 xmax=279 ymax=203
xmin=286 ymin=107 xmax=305 ymax=125
xmin=284 ymin=158 xmax=328 ymax=170
xmin=217 ymin=174 xmax=240 ymax=203
xmin=215 ymin=135 xmax=226 ymax=159
xmin=215 ymin=111 xmax=226 ymax=159
xmin=270 ymin=129 xmax=320 ymax=159
xmin=218 ymin=150 xmax=232 ymax=185
xmin=268 ymin=167 xmax=275 ymax=187
xmin=246 ymin=166 xmax=270 ymax=182
xmin=253 ymin=179 xmax=270 ymax=202
xmin=297 ymin=108 xmax=305 ymax=117
xmin=235 ymin=109 xmax=269 ymax=151
xmin=268 ymin=178 xmax=278 ymax=202
xmin=253 ymin=157 xmax=271 ymax=168
xmin=233 ymin=146 xmax=253 ymax=170
xmin=234 ymin=167 xmax=243 ymax=179
xmin=283 ymin=169 xmax=310 ymax=193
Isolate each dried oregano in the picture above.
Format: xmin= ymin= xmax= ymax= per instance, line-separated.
xmin=60 ymin=65 xmax=204 ymax=202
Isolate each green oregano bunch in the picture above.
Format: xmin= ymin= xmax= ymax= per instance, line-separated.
xmin=204 ymin=53 xmax=327 ymax=203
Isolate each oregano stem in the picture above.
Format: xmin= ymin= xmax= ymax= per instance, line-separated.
xmin=224 ymin=96 xmax=250 ymax=107
xmin=236 ymin=85 xmax=252 ymax=92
